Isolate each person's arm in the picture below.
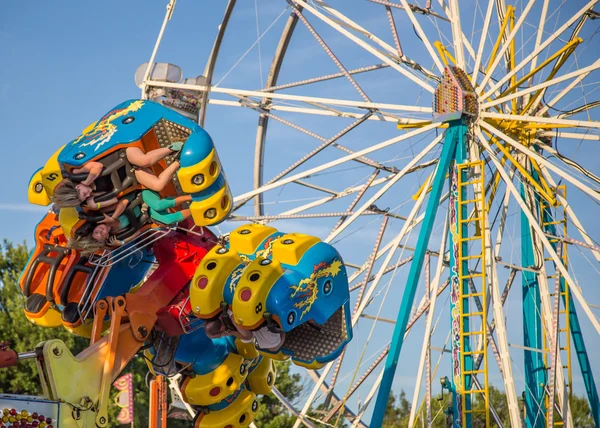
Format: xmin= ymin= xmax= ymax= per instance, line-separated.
xmin=110 ymin=198 xmax=129 ymax=220
xmin=73 ymin=162 xmax=104 ymax=186
xmin=85 ymin=197 xmax=118 ymax=210
xmin=107 ymin=230 xmax=142 ymax=248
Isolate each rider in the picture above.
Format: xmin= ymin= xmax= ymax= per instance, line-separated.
xmin=53 ymin=143 xmax=184 ymax=209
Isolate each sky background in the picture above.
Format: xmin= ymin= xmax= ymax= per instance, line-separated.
xmin=1 ymin=0 xmax=600 ymax=424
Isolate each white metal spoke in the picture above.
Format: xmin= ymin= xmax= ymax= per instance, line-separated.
xmin=407 ymin=213 xmax=448 ymax=427
xmin=528 ymin=0 xmax=550 ymax=82
xmin=325 ymin=133 xmax=444 ymax=243
xmin=482 ymin=58 xmax=600 ymax=109
xmin=233 ymin=123 xmax=438 ymax=203
xmin=471 ymin=0 xmax=495 ymax=85
xmin=538 ymin=66 xmax=598 ymax=116
xmin=478 ymin=129 xmax=600 ymax=336
xmin=481 ymin=0 xmax=598 ymax=99
xmin=146 ymin=80 xmax=433 ymax=112
xmin=478 ymin=0 xmax=537 ymax=92
xmin=448 ymin=0 xmax=466 ymax=68
xmin=481 ymin=111 xmax=600 ymax=129
xmin=398 ymin=0 xmax=445 ymax=73
xmin=289 ymin=0 xmax=437 ymax=93
xmin=481 ymin=121 xmax=600 ymax=203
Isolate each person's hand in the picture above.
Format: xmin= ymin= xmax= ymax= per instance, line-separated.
xmin=98 ymin=213 xmax=114 ymax=224
xmin=107 ymin=236 xmax=124 ymax=247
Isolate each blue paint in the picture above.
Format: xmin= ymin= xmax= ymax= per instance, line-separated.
xmin=520 ymin=183 xmax=546 ymax=428
xmin=541 ymin=199 xmax=599 ymax=427
xmin=58 ymin=99 xmax=214 ymax=167
xmin=370 ymin=120 xmax=465 ymax=428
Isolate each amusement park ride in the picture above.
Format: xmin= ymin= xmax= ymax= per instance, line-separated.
xmin=1 ymin=0 xmax=600 ymax=427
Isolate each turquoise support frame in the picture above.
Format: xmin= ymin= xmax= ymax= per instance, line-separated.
xmin=370 ymin=120 xmax=466 ymax=428
xmin=520 ymin=182 xmax=547 ymax=428
xmin=540 ymin=200 xmax=599 ymax=427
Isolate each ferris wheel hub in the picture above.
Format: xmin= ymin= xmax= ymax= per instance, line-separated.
xmin=433 ymin=67 xmax=479 ymax=124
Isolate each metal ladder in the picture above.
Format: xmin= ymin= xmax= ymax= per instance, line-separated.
xmin=457 ymin=160 xmax=490 ymax=428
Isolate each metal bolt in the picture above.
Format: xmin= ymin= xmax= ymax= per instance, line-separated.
xmin=52 ymin=346 xmax=62 ymax=356
xmin=138 ymin=326 xmax=148 ymax=338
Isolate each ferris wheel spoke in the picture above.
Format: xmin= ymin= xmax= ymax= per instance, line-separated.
xmin=527 ymin=0 xmax=550 ymax=83
xmin=147 ymin=80 xmax=432 ymax=112
xmin=448 ymin=0 xmax=466 ymax=69
xmin=481 ymin=121 xmax=600 ymax=203
xmin=433 ymin=0 xmax=476 ymax=61
xmin=535 ymin=162 xmax=600 ymax=264
xmin=407 ymin=213 xmax=448 ymax=428
xmin=369 ymin=0 xmax=451 ymax=23
xmin=471 ymin=0 xmax=495 ymax=85
xmin=478 ymin=0 xmax=536 ymax=93
xmin=481 ymin=58 xmax=600 ymax=110
xmin=481 ymin=112 xmax=600 ymax=129
xmin=291 ymin=0 xmax=438 ymax=93
xmin=538 ymin=66 xmax=598 ymax=116
xmin=538 ymin=131 xmax=600 ymax=141
xmin=233 ymin=123 xmax=438 ymax=203
xmin=478 ymin=129 xmax=600 ymax=337
xmin=397 ymin=0 xmax=445 ymax=73
xmin=325 ymin=133 xmax=444 ymax=243
xmin=260 ymin=63 xmax=390 ymax=92
xmin=481 ymin=0 xmax=598 ymax=100
xmin=287 ymin=1 xmax=373 ymax=103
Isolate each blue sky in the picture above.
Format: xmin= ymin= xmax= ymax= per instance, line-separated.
xmin=2 ymin=0 xmax=600 ymax=423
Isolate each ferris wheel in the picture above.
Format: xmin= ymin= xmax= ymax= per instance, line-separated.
xmin=138 ymin=0 xmax=600 ymax=426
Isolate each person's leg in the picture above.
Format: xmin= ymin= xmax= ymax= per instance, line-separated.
xmin=173 ymin=195 xmax=192 ymax=207
xmin=142 ymin=190 xmax=177 ymax=211
xmin=149 ymin=207 xmax=188 ymax=225
xmin=134 ymin=161 xmax=180 ymax=192
xmin=126 ymin=143 xmax=183 ymax=168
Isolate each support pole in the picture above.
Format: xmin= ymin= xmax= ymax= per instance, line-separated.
xmin=370 ymin=120 xmax=465 ymax=428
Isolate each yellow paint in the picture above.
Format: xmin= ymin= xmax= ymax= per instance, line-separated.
xmin=292 ymin=358 xmax=326 ymax=370
xmin=486 ymin=6 xmax=515 ymax=76
xmin=37 ymin=339 xmax=109 ymax=427
xmin=229 ymin=223 xmax=279 ymax=256
xmin=25 ymin=307 xmax=63 ymax=328
xmin=195 ymin=390 xmax=257 ymax=428
xmin=246 ymin=357 xmax=276 ymax=395
xmin=189 ymin=183 xmax=232 ymax=227
xmin=190 ymin=245 xmax=243 ymax=319
xmin=231 ymin=257 xmax=284 ymax=329
xmin=485 ymin=130 xmax=556 ymax=205
xmin=28 ymin=145 xmax=66 ymax=206
xmin=58 ymin=207 xmax=80 ymax=239
xmin=271 ymin=233 xmax=320 ymax=267
xmin=177 ymin=148 xmax=221 ymax=194
xmin=235 ymin=338 xmax=259 ymax=360
xmin=183 ymin=353 xmax=248 ymax=406
xmin=456 ymin=161 xmax=490 ymax=428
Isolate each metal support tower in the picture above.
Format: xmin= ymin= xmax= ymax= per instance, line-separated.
xmin=370 ymin=119 xmax=466 ymax=428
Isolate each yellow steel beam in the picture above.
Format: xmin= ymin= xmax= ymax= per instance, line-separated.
xmin=483 ymin=128 xmax=557 ymax=205
xmin=486 ymin=6 xmax=515 ymax=76
xmin=498 ymin=38 xmax=582 ymax=101
xmin=510 ymin=11 xmax=517 ymax=114
xmin=522 ymin=42 xmax=580 ymax=114
xmin=435 ymin=41 xmax=449 ymax=67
